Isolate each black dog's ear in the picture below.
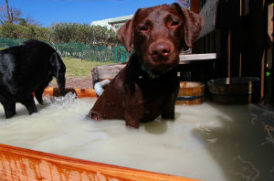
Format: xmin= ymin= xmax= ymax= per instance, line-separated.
xmin=49 ymin=52 xmax=66 ymax=95
xmin=117 ymin=9 xmax=141 ymax=52
xmin=171 ymin=3 xmax=204 ymax=48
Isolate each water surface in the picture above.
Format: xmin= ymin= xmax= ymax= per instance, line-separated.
xmin=0 ymin=94 xmax=273 ymax=181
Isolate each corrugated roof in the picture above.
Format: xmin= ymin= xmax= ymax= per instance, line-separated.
xmin=108 ymin=15 xmax=133 ymax=24
xmin=91 ymin=15 xmax=133 ymax=26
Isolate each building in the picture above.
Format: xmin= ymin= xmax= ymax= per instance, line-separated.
xmin=91 ymin=15 xmax=133 ymax=32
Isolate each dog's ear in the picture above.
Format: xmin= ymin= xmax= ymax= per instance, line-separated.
xmin=117 ymin=9 xmax=141 ymax=52
xmin=117 ymin=19 xmax=134 ymax=52
xmin=49 ymin=52 xmax=66 ymax=95
xmin=171 ymin=3 xmax=204 ymax=48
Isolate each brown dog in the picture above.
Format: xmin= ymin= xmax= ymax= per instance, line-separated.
xmin=89 ymin=3 xmax=203 ymax=128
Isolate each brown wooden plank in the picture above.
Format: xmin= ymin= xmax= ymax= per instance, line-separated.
xmin=92 ymin=64 xmax=126 ymax=85
xmin=0 ymin=144 xmax=200 ymax=181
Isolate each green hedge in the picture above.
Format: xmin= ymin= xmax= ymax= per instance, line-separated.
xmin=51 ymin=23 xmax=118 ymax=45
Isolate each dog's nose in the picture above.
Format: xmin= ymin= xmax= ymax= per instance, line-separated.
xmin=151 ymin=43 xmax=170 ymax=58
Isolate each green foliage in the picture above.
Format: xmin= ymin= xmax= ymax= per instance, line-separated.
xmin=0 ymin=22 xmax=119 ymax=46
xmin=0 ymin=23 xmax=52 ymax=41
xmin=50 ymin=23 xmax=118 ymax=45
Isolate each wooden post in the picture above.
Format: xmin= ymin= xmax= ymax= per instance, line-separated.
xmin=271 ymin=3 xmax=274 ymax=104
xmin=191 ymin=0 xmax=200 ymax=13
xmin=261 ymin=50 xmax=266 ymax=100
xmin=239 ymin=0 xmax=243 ymax=78
xmin=227 ymin=31 xmax=231 ymax=83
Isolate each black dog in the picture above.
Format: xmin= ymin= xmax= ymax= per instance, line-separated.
xmin=89 ymin=3 xmax=203 ymax=128
xmin=0 ymin=40 xmax=66 ymax=118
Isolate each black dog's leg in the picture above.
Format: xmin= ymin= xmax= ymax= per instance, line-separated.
xmin=2 ymin=101 xmax=16 ymax=118
xmin=20 ymin=95 xmax=37 ymax=115
xmin=35 ymin=88 xmax=44 ymax=105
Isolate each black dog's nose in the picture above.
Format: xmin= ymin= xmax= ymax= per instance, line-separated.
xmin=151 ymin=42 xmax=171 ymax=58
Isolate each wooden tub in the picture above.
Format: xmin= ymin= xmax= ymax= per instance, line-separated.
xmin=0 ymin=144 xmax=198 ymax=181
xmin=207 ymin=77 xmax=260 ymax=104
xmin=176 ymin=82 xmax=205 ymax=105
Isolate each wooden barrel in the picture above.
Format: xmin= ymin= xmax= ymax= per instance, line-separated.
xmin=176 ymin=82 xmax=205 ymax=105
xmin=207 ymin=77 xmax=260 ymax=104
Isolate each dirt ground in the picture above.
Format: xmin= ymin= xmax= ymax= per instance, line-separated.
xmin=49 ymin=75 xmax=93 ymax=89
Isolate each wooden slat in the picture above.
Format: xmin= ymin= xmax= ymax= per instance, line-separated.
xmin=92 ymin=64 xmax=125 ymax=85
xmin=179 ymin=53 xmax=217 ymax=64
xmin=0 ymin=144 xmax=200 ymax=181
xmin=191 ymin=0 xmax=200 ymax=14
xmin=197 ymin=0 xmax=219 ymax=39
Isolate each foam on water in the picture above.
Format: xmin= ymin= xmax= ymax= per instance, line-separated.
xmin=0 ymin=94 xmax=273 ymax=181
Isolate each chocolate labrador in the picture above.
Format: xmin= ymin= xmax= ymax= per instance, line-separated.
xmin=89 ymin=3 xmax=203 ymax=128
xmin=0 ymin=40 xmax=66 ymax=118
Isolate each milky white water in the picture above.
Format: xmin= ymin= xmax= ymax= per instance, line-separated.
xmin=0 ymin=93 xmax=273 ymax=181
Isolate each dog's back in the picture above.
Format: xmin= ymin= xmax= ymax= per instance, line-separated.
xmin=2 ymin=40 xmax=54 ymax=88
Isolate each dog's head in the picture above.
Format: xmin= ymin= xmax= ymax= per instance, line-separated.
xmin=118 ymin=3 xmax=203 ymax=73
xmin=49 ymin=52 xmax=66 ymax=95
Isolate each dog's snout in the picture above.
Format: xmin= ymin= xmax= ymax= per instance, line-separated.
xmin=151 ymin=42 xmax=171 ymax=58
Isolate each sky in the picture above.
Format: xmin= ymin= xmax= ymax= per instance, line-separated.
xmin=7 ymin=0 xmax=177 ymax=27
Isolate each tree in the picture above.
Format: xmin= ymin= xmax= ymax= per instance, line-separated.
xmin=0 ymin=0 xmax=39 ymax=25
xmin=50 ymin=23 xmax=118 ymax=45
xmin=0 ymin=0 xmax=21 ymax=24
xmin=5 ymin=0 xmax=11 ymax=23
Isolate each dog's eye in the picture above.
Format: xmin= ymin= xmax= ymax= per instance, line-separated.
xmin=167 ymin=19 xmax=180 ymax=29
xmin=170 ymin=21 xmax=179 ymax=27
xmin=138 ymin=25 xmax=149 ymax=32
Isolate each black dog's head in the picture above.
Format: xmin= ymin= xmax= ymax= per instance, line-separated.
xmin=118 ymin=3 xmax=203 ymax=73
xmin=49 ymin=52 xmax=66 ymax=95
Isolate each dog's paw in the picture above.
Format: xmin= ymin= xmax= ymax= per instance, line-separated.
xmin=125 ymin=119 xmax=139 ymax=128
xmin=161 ymin=112 xmax=175 ymax=120
xmin=89 ymin=110 xmax=101 ymax=121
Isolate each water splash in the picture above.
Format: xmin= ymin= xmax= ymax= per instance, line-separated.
xmin=43 ymin=92 xmax=77 ymax=108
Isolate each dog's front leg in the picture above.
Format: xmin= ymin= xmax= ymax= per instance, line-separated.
xmin=124 ymin=84 xmax=144 ymax=128
xmin=2 ymin=101 xmax=16 ymax=118
xmin=161 ymin=91 xmax=178 ymax=120
xmin=35 ymin=89 xmax=44 ymax=105
xmin=124 ymin=111 xmax=140 ymax=128
xmin=124 ymin=99 xmax=143 ymax=128
xmin=161 ymin=105 xmax=175 ymax=119
xmin=20 ymin=94 xmax=37 ymax=115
